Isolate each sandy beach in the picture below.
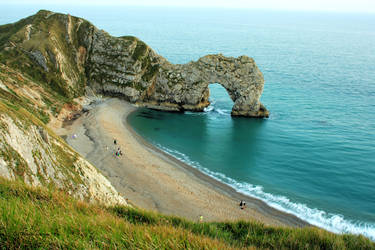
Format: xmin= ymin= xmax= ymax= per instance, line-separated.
xmin=59 ymin=98 xmax=308 ymax=227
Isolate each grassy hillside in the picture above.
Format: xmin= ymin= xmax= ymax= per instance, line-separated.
xmin=0 ymin=10 xmax=374 ymax=249
xmin=0 ymin=178 xmax=373 ymax=249
xmin=0 ymin=63 xmax=126 ymax=206
xmin=0 ymin=63 xmax=73 ymax=125
xmin=0 ymin=10 xmax=88 ymax=99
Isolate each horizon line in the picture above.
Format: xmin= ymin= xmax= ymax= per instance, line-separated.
xmin=1 ymin=2 xmax=375 ymax=15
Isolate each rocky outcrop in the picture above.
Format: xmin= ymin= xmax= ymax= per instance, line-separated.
xmin=28 ymin=50 xmax=48 ymax=72
xmin=81 ymin=24 xmax=269 ymax=117
xmin=0 ymin=10 xmax=269 ymax=118
xmin=0 ymin=62 xmax=127 ymax=206
xmin=0 ymin=110 xmax=127 ymax=206
xmin=143 ymin=54 xmax=269 ymax=117
xmin=0 ymin=8 xmax=269 ymax=216
xmin=0 ymin=14 xmax=130 ymax=207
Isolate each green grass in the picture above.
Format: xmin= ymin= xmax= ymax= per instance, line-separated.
xmin=0 ymin=10 xmax=86 ymax=101
xmin=0 ymin=99 xmax=89 ymax=192
xmin=132 ymin=40 xmax=148 ymax=62
xmin=0 ymin=62 xmax=77 ymax=125
xmin=0 ymin=178 xmax=235 ymax=249
xmin=0 ymin=86 xmax=50 ymax=125
xmin=0 ymin=178 xmax=373 ymax=249
xmin=0 ymin=11 xmax=374 ymax=249
xmin=0 ymin=15 xmax=34 ymax=47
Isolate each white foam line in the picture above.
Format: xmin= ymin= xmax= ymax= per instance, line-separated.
xmin=155 ymin=143 xmax=375 ymax=241
xmin=214 ymin=108 xmax=231 ymax=115
xmin=203 ymin=105 xmax=214 ymax=112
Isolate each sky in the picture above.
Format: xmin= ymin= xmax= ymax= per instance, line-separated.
xmin=2 ymin=0 xmax=375 ymax=13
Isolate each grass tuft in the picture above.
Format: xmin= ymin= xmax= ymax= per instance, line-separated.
xmin=0 ymin=177 xmax=374 ymax=249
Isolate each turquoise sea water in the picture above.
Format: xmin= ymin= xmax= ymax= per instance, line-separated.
xmin=1 ymin=5 xmax=375 ymax=240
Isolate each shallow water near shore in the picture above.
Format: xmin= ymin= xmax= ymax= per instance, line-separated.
xmin=1 ymin=5 xmax=375 ymax=240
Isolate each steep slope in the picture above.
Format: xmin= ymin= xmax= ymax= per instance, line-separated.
xmin=0 ymin=10 xmax=268 ymax=117
xmin=0 ymin=10 xmax=374 ymax=247
xmin=0 ymin=63 xmax=126 ymax=206
xmin=0 ymin=7 xmax=268 ymax=227
xmin=0 ymin=11 xmax=86 ymax=99
xmin=1 ymin=178 xmax=373 ymax=249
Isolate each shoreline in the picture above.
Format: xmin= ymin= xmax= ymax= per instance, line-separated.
xmin=125 ymin=108 xmax=310 ymax=228
xmin=61 ymin=98 xmax=309 ymax=227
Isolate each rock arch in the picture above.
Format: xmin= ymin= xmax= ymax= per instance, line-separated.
xmin=76 ymin=20 xmax=269 ymax=117
xmin=140 ymin=54 xmax=269 ymax=118
xmin=0 ymin=10 xmax=268 ymax=118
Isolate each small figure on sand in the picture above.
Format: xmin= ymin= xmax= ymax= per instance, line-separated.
xmin=199 ymin=215 xmax=203 ymax=223
xmin=115 ymin=147 xmax=123 ymax=157
xmin=114 ymin=138 xmax=117 ymax=145
xmin=239 ymin=200 xmax=246 ymax=210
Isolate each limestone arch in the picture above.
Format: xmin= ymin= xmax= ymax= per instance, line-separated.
xmin=180 ymin=55 xmax=269 ymax=118
xmin=207 ymin=83 xmax=234 ymax=108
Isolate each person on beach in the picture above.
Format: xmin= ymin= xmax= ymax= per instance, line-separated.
xmin=114 ymin=138 xmax=117 ymax=145
xmin=199 ymin=215 xmax=203 ymax=223
xmin=114 ymin=147 xmax=122 ymax=158
xmin=239 ymin=200 xmax=246 ymax=209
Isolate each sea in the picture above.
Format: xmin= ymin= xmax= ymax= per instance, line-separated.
xmin=1 ymin=4 xmax=375 ymax=240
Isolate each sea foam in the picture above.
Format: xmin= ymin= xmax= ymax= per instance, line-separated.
xmin=155 ymin=143 xmax=375 ymax=241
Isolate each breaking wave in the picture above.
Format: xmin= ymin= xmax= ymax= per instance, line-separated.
xmin=155 ymin=143 xmax=375 ymax=241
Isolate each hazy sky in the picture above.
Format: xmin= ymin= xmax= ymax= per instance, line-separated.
xmin=3 ymin=0 xmax=375 ymax=13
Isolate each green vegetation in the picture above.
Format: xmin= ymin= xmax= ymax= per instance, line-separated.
xmin=51 ymin=141 xmax=83 ymax=188
xmin=0 ymin=73 xmax=51 ymax=124
xmin=0 ymin=15 xmax=34 ymax=47
xmin=0 ymin=10 xmax=86 ymax=100
xmin=0 ymin=178 xmax=233 ymax=249
xmin=0 ymin=10 xmax=374 ymax=249
xmin=0 ymin=100 xmax=100 ymax=204
xmin=0 ymin=61 xmax=77 ymax=125
xmin=141 ymin=60 xmax=159 ymax=83
xmin=0 ymin=178 xmax=373 ymax=249
xmin=119 ymin=35 xmax=138 ymax=42
xmin=0 ymin=97 xmax=44 ymax=129
xmin=0 ymin=143 xmax=31 ymax=182
xmin=132 ymin=40 xmax=148 ymax=62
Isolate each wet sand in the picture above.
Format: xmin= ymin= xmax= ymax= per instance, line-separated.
xmin=60 ymin=98 xmax=309 ymax=227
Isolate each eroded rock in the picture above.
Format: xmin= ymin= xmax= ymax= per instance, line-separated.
xmin=83 ymin=31 xmax=269 ymax=117
xmin=1 ymin=10 xmax=269 ymax=118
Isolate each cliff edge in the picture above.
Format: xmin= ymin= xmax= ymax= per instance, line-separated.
xmin=0 ymin=10 xmax=269 ymax=118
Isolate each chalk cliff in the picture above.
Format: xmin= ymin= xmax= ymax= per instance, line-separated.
xmin=0 ymin=40 xmax=127 ymax=206
xmin=0 ymin=83 xmax=127 ymax=206
xmin=0 ymin=10 xmax=269 ymax=117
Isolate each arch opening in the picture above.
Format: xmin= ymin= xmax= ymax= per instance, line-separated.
xmin=206 ymin=83 xmax=234 ymax=114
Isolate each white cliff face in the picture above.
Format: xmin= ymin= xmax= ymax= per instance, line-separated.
xmin=0 ymin=113 xmax=127 ymax=206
